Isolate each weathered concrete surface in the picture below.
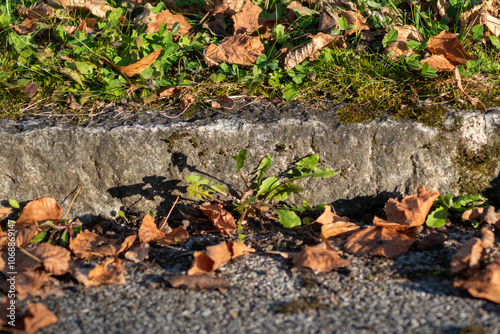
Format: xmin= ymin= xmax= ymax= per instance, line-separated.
xmin=1 ymin=104 xmax=499 ymax=218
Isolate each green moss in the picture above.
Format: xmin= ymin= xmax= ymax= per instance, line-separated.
xmin=394 ymin=105 xmax=448 ymax=127
xmin=276 ymin=144 xmax=286 ymax=152
xmin=454 ymin=143 xmax=500 ymax=196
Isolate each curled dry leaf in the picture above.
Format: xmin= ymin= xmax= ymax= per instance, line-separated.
xmin=77 ymin=17 xmax=97 ymax=34
xmin=21 ymin=302 xmax=58 ymax=334
xmin=228 ymin=241 xmax=256 ymax=258
xmin=70 ymin=230 xmax=121 ymax=258
xmin=382 ymin=185 xmax=440 ymax=227
xmin=427 ymin=30 xmax=474 ymax=65
xmin=160 ymin=87 xmax=182 ymax=99
xmin=169 ymin=274 xmax=228 ymax=290
xmin=117 ymin=234 xmax=137 ymax=255
xmin=450 ymin=228 xmax=495 ymax=276
xmin=196 ymin=202 xmax=237 ymax=234
xmin=24 ymin=82 xmax=40 ymax=98
xmin=383 ymin=25 xmax=423 ymax=60
xmin=46 ymin=0 xmax=112 ymax=18
xmin=204 ymin=34 xmax=264 ymax=67
xmin=188 ymin=252 xmax=215 ymax=276
xmin=124 ymin=242 xmax=150 ymax=263
xmin=293 ymin=244 xmax=349 ymax=272
xmin=232 ymin=0 xmax=262 ymax=34
xmin=284 ymin=33 xmax=345 ymax=70
xmin=33 ymin=243 xmax=71 ymax=276
xmin=138 ymin=214 xmax=189 ymax=245
xmin=321 ymin=221 xmax=360 ymax=239
xmin=340 ymin=10 xmax=369 ymax=35
xmin=462 ymin=206 xmax=500 ymax=227
xmin=211 ymin=95 xmax=235 ymax=109
xmin=88 ymin=257 xmax=126 ymax=285
xmin=460 ymin=1 xmax=500 ymax=37
xmin=147 ymin=9 xmax=192 ymax=35
xmin=17 ymin=3 xmax=55 ymax=20
xmin=115 ymin=48 xmax=162 ymax=77
xmin=17 ymin=197 xmax=62 ymax=226
xmin=453 ymin=257 xmax=500 ymax=304
xmin=345 ymin=226 xmax=418 ymax=258
xmin=421 ymin=54 xmax=455 ymax=72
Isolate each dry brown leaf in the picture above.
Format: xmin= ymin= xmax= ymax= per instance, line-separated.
xmin=284 ymin=33 xmax=345 ymax=70
xmin=147 ymin=9 xmax=192 ymax=35
xmin=160 ymin=226 xmax=189 ymax=245
xmin=187 ymin=251 xmax=215 ymax=275
xmin=345 ymin=226 xmax=418 ymax=258
xmin=340 ymin=10 xmax=369 ymax=35
xmin=451 ymin=228 xmax=494 ymax=276
xmin=14 ymin=269 xmax=64 ymax=300
xmin=0 ymin=225 xmax=39 ymax=250
xmin=77 ymin=17 xmax=97 ymax=33
xmin=427 ymin=30 xmax=474 ymax=65
xmin=462 ymin=207 xmax=485 ymax=221
xmin=196 ymin=202 xmax=237 ymax=234
xmin=17 ymin=3 xmax=55 ymax=20
xmin=0 ymin=248 xmax=40 ymax=276
xmin=204 ymin=34 xmax=264 ymax=67
xmin=188 ymin=241 xmax=236 ymax=275
xmin=33 ymin=243 xmax=71 ymax=276
xmin=138 ymin=214 xmax=165 ymax=243
xmin=88 ymin=257 xmax=126 ymax=285
xmin=24 ymin=81 xmax=40 ymax=98
xmin=206 ymin=241 xmax=232 ymax=269
xmin=124 ymin=242 xmax=150 ymax=263
xmin=453 ymin=256 xmax=500 ymax=304
xmin=20 ymin=302 xmax=58 ymax=333
xmin=228 ymin=241 xmax=255 ymax=258
xmin=0 ymin=207 xmax=12 ymax=219
xmin=117 ymin=234 xmax=137 ymax=254
xmin=233 ymin=0 xmax=262 ymax=34
xmin=16 ymin=198 xmax=62 ymax=226
xmin=421 ymin=54 xmax=455 ymax=72
xmin=47 ymin=0 xmax=112 ymax=18
xmin=169 ymin=274 xmax=228 ymax=290
xmin=211 ymin=95 xmax=235 ymax=109
xmin=293 ymin=245 xmax=349 ymax=272
xmin=383 ymin=185 xmax=440 ymax=227
xmin=12 ymin=18 xmax=41 ymax=35
xmin=115 ymin=48 xmax=162 ymax=77
xmin=321 ymin=221 xmax=360 ymax=239
xmin=460 ymin=1 xmax=500 ymax=37
xmin=160 ymin=87 xmax=182 ymax=99
xmin=69 ymin=230 xmax=122 ymax=258
xmin=383 ymin=25 xmax=423 ymax=60
xmin=284 ymin=1 xmax=313 ymax=23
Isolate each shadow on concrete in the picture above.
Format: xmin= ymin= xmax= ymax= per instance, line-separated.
xmin=330 ymin=190 xmax=401 ymax=223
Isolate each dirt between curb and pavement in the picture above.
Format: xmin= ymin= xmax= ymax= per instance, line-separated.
xmin=1 ymin=100 xmax=500 ymax=334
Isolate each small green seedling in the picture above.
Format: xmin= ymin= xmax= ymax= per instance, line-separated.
xmin=31 ymin=219 xmax=82 ymax=246
xmin=8 ymin=199 xmax=20 ymax=209
xmin=117 ymin=210 xmax=129 ymax=223
xmin=426 ymin=193 xmax=488 ymax=228
xmin=186 ymin=150 xmax=337 ymax=233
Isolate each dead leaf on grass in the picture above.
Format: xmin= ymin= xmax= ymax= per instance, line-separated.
xmin=169 ymin=274 xmax=228 ymax=290
xmin=77 ymin=17 xmax=97 ymax=34
xmin=460 ymin=0 xmax=500 ymax=37
xmin=284 ymin=33 xmax=345 ymax=70
xmin=160 ymin=87 xmax=182 ymax=99
xmin=421 ymin=54 xmax=455 ymax=72
xmin=340 ymin=10 xmax=369 ymax=35
xmin=232 ymin=0 xmax=262 ymax=34
xmin=204 ymin=34 xmax=264 ymax=67
xmin=33 ymin=243 xmax=71 ymax=276
xmin=293 ymin=244 xmax=349 ymax=272
xmin=115 ymin=48 xmax=162 ymax=77
xmin=47 ymin=0 xmax=112 ymax=18
xmin=147 ymin=9 xmax=192 ymax=35
xmin=24 ymin=82 xmax=41 ymax=98
xmin=16 ymin=198 xmax=62 ymax=226
xmin=345 ymin=225 xmax=418 ymax=258
xmin=195 ymin=202 xmax=237 ymax=234
xmin=211 ymin=95 xmax=235 ymax=109
xmin=427 ymin=30 xmax=474 ymax=65
xmin=383 ymin=25 xmax=423 ymax=60
xmin=21 ymin=302 xmax=58 ymax=334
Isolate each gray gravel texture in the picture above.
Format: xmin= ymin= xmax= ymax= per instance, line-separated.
xmin=5 ymin=219 xmax=499 ymax=334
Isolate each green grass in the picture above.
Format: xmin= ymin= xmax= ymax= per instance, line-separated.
xmin=1 ymin=0 xmax=500 ymax=122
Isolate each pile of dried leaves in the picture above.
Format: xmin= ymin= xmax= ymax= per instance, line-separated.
xmin=1 ymin=184 xmax=500 ymax=332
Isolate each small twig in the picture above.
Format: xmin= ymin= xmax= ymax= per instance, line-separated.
xmin=19 ymin=247 xmax=41 ymax=263
xmin=161 ymin=196 xmax=179 ymax=231
xmin=62 ymin=185 xmax=82 ymax=220
xmin=160 ymin=103 xmax=190 ymax=119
